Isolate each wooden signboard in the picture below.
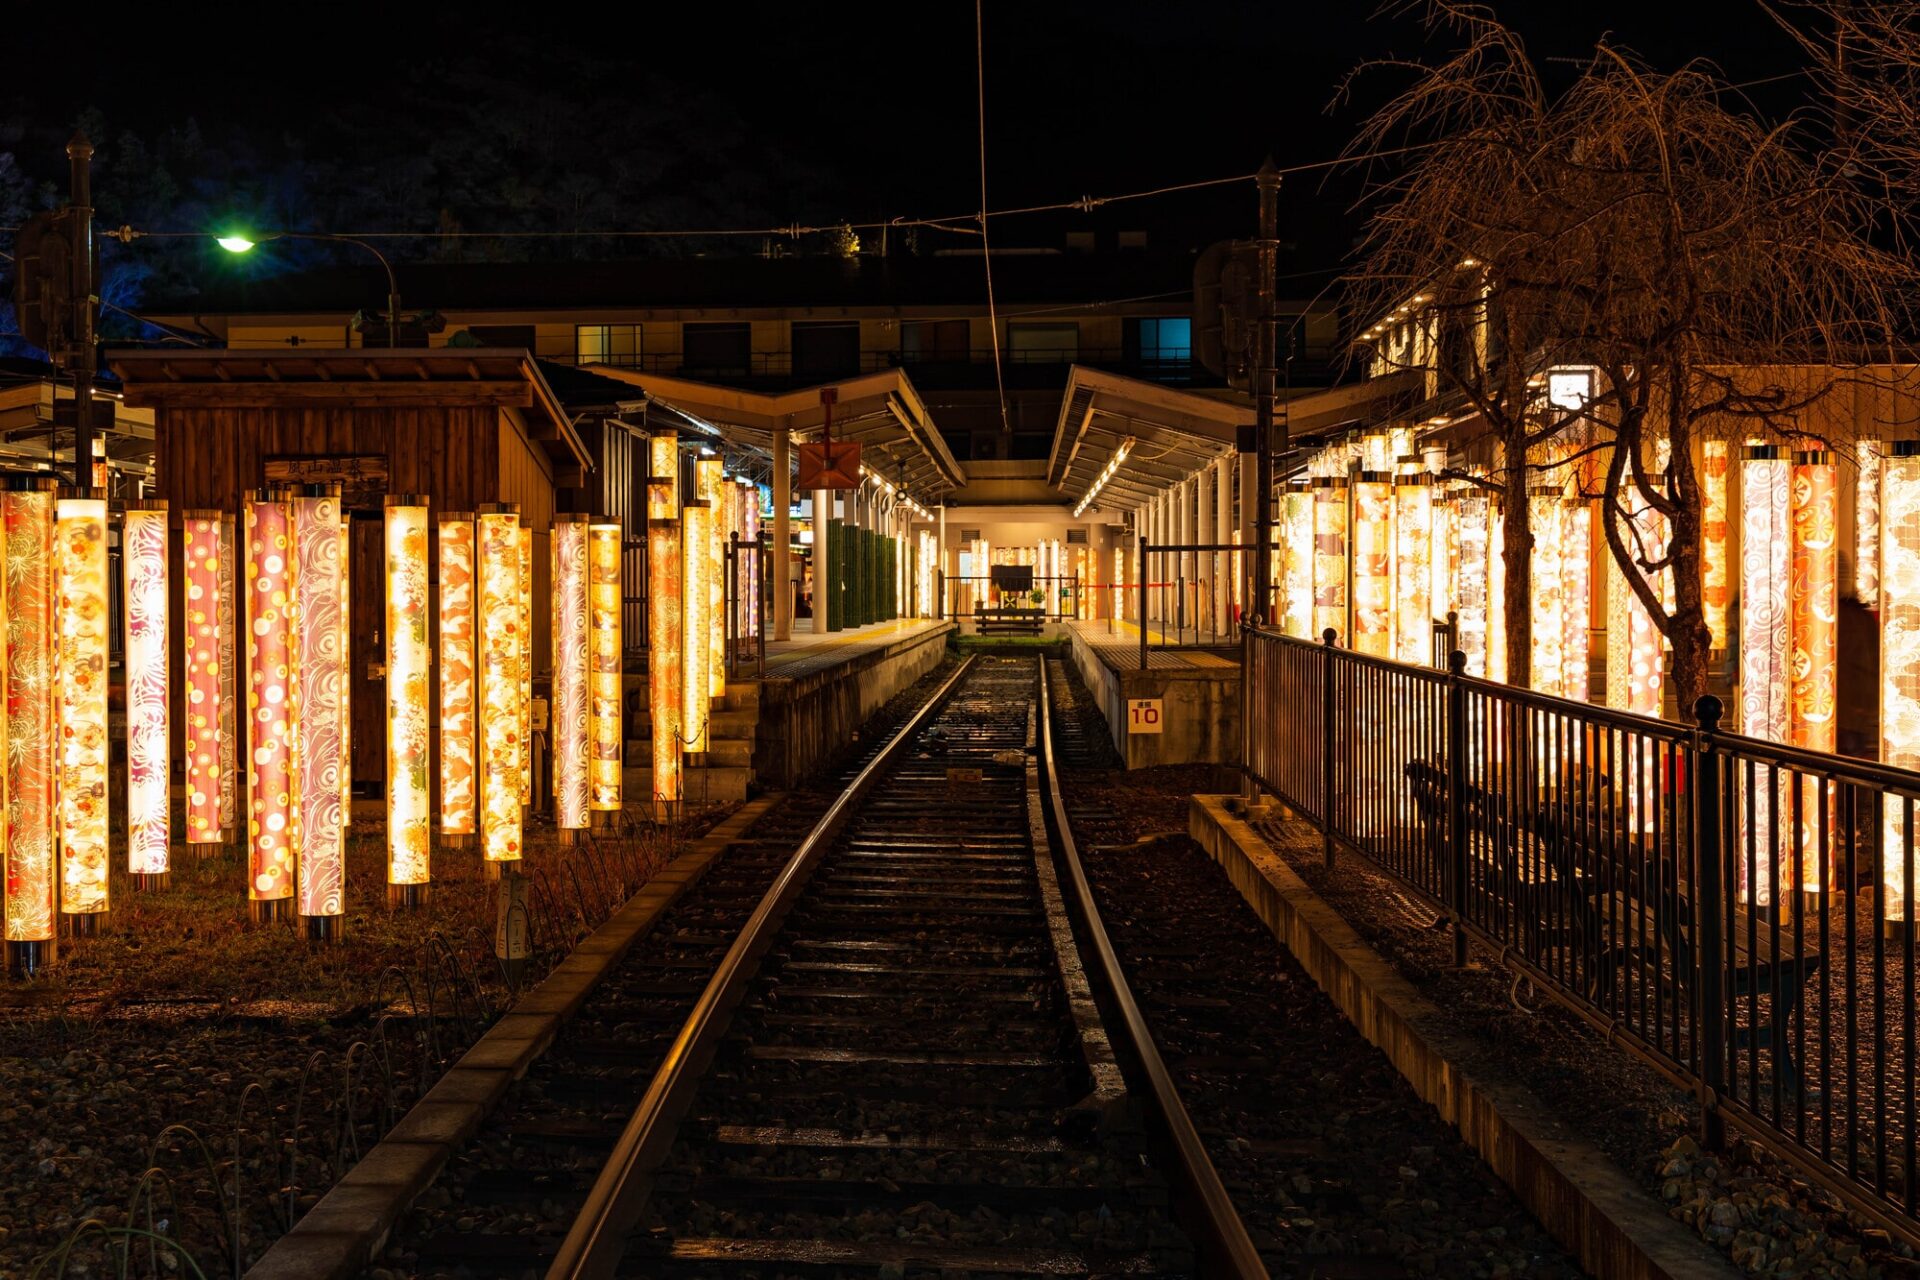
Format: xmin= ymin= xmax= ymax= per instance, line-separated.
xmin=264 ymin=455 xmax=390 ymax=511
xmin=796 ymin=439 xmax=862 ymax=490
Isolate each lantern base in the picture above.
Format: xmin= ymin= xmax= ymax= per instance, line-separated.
xmin=591 ymin=809 xmax=620 ymax=830
xmin=64 ymin=912 xmax=104 ymax=938
xmin=1883 ymin=917 xmax=1914 ymax=942
xmin=184 ymin=839 xmax=228 ymax=860
xmin=8 ymin=940 xmax=54 ymax=978
xmin=483 ymin=858 xmax=523 ymax=882
xmin=131 ymin=872 xmax=171 ymax=893
xmin=439 ymin=832 xmax=476 ymax=851
xmin=305 ymin=915 xmax=344 ymax=945
xmin=249 ymin=899 xmax=291 ymax=925
xmin=557 ymin=828 xmax=581 ymax=847
xmin=497 ymin=956 xmax=531 ymax=988
xmin=388 ymin=883 xmax=431 ymax=911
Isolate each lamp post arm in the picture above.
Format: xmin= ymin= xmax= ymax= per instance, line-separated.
xmin=283 ymin=232 xmax=401 ymax=349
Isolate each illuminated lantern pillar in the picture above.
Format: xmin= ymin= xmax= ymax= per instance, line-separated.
xmin=123 ymin=499 xmax=170 ymax=889
xmin=1789 ymin=449 xmax=1838 ymax=894
xmin=1311 ymin=478 xmax=1348 ymax=642
xmin=340 ymin=518 xmax=352 ymax=824
xmin=1740 ymin=446 xmax=1791 ymax=904
xmin=1487 ymin=501 xmax=1507 ymax=684
xmin=518 ymin=523 xmax=533 ymax=806
xmin=1561 ymin=501 xmax=1591 ymax=703
xmin=182 ymin=511 xmax=226 ymax=847
xmin=1879 ymin=442 xmax=1920 ymax=924
xmin=588 ymin=522 xmax=624 ymax=818
xmin=649 ymin=517 xmax=683 ymax=819
xmin=438 ymin=514 xmax=477 ymax=843
xmin=1529 ymin=489 xmax=1565 ymax=695
xmin=218 ymin=513 xmax=240 ymax=840
xmin=1702 ymin=440 xmax=1730 ymax=649
xmin=696 ymin=459 xmax=726 ymax=698
xmin=1456 ymin=492 xmax=1489 ymax=676
xmin=478 ymin=505 xmax=523 ymax=865
xmin=4 ymin=479 xmax=58 ymax=973
xmin=52 ymin=488 xmax=111 ymax=934
xmin=1393 ymin=474 xmax=1432 ymax=664
xmin=243 ymin=490 xmax=295 ymax=922
xmin=682 ymin=500 xmax=713 ymax=753
xmin=1859 ymin=439 xmax=1882 ymax=609
xmin=386 ymin=496 xmax=432 ymax=905
xmin=1282 ymin=483 xmax=1313 ymax=638
xmin=1351 ymin=473 xmax=1392 ymax=658
xmin=291 ymin=487 xmax=346 ymax=936
xmin=1431 ymin=490 xmax=1456 ymax=633
xmin=551 ymin=514 xmax=591 ymax=835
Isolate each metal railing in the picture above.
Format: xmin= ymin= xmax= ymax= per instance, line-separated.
xmin=1245 ymin=624 xmax=1920 ymax=1241
xmin=1139 ymin=540 xmax=1245 ymax=667
xmin=942 ymin=573 xmax=1083 ymax=623
xmin=723 ymin=533 xmax=770 ymax=678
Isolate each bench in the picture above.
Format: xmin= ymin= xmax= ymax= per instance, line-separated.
xmin=976 ymin=607 xmax=1045 ymax=636
xmin=1404 ymin=761 xmax=1824 ymax=1094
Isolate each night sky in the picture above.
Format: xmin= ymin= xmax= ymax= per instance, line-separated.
xmin=8 ymin=2 xmax=1819 ymax=286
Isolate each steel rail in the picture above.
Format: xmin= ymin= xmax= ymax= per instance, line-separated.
xmin=545 ymin=654 xmax=980 ymax=1280
xmin=1034 ymin=662 xmax=1272 ymax=1280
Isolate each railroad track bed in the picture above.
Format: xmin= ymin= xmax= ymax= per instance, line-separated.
xmin=1045 ymin=658 xmax=1585 ymax=1280
xmin=618 ymin=656 xmax=1192 ymax=1277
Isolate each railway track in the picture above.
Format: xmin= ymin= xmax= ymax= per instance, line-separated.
xmin=382 ymin=653 xmax=1265 ymax=1280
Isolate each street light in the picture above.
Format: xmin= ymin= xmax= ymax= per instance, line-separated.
xmin=216 ymin=230 xmax=403 ymax=348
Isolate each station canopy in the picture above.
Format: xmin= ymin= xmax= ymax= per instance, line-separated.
xmin=1048 ymin=366 xmax=1429 ymax=514
xmin=584 ymin=366 xmax=965 ymax=503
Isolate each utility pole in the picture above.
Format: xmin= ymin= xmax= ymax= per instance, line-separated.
xmin=1251 ymin=159 xmax=1281 ymax=625
xmin=67 ymin=132 xmax=97 ymax=490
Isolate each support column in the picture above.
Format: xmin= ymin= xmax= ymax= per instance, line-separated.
xmin=1134 ymin=505 xmax=1147 ymax=627
xmin=1215 ymin=456 xmax=1234 ymax=633
xmin=814 ymin=487 xmax=833 ymax=632
xmin=773 ymin=426 xmax=792 ymax=641
xmin=1239 ymin=449 xmax=1260 ymax=623
xmin=936 ymin=502 xmax=947 ymax=619
xmin=1197 ymin=466 xmax=1217 ymax=638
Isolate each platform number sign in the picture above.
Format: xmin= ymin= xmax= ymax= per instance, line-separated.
xmin=1127 ymin=698 xmax=1164 ymax=734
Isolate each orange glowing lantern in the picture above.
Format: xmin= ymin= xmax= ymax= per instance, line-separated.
xmin=438 ymin=514 xmax=477 ymax=839
xmin=292 ymin=487 xmax=346 ymax=934
xmin=124 ymin=500 xmax=170 ymax=886
xmin=4 ymin=479 xmax=58 ymax=970
xmin=478 ymin=505 xmax=523 ymax=863
xmin=551 ymin=514 xmax=590 ymax=832
xmin=588 ymin=522 xmax=623 ymax=815
xmin=244 ymin=489 xmax=296 ymax=920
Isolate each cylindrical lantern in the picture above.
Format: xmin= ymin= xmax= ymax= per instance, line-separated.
xmin=1859 ymin=439 xmax=1882 ymax=609
xmin=1487 ymin=501 xmax=1507 ymax=684
xmin=518 ymin=523 xmax=533 ymax=806
xmin=1311 ymin=478 xmax=1348 ymax=643
xmin=340 ymin=517 xmax=352 ymax=823
xmin=589 ymin=521 xmax=624 ymax=815
xmin=124 ymin=499 xmax=170 ymax=887
xmin=1790 ymin=449 xmax=1838 ymax=894
xmin=696 ymin=459 xmax=726 ymax=699
xmin=1351 ymin=473 xmax=1392 ymax=658
xmin=1457 ymin=491 xmax=1490 ymax=676
xmin=385 ymin=496 xmax=432 ymax=902
xmin=438 ymin=514 xmax=477 ymax=840
xmin=1739 ymin=445 xmax=1791 ymax=904
xmin=293 ymin=487 xmax=346 ymax=934
xmin=217 ymin=513 xmax=240 ymax=838
xmin=1282 ymin=484 xmax=1313 ymax=638
xmin=1879 ymin=442 xmax=1920 ymax=923
xmin=56 ymin=488 xmax=110 ymax=929
xmin=1431 ymin=490 xmax=1456 ymax=637
xmin=1393 ymin=474 xmax=1432 ymax=665
xmin=682 ymin=500 xmax=712 ymax=754
xmin=182 ymin=511 xmax=226 ymax=846
xmin=648 ymin=431 xmax=679 ymax=520
xmin=1561 ymin=501 xmax=1591 ymax=703
xmin=244 ymin=489 xmax=296 ymax=920
xmin=551 ymin=515 xmax=590 ymax=832
xmin=649 ymin=517 xmax=683 ymax=816
xmin=1703 ymin=440 xmax=1730 ymax=649
xmin=4 ymin=479 xmax=58 ymax=970
xmin=1529 ymin=489 xmax=1564 ymax=694
xmin=478 ymin=505 xmax=523 ymax=863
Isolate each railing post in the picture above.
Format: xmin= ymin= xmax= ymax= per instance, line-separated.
xmin=1322 ymin=627 xmax=1338 ymax=869
xmin=1140 ymin=539 xmax=1152 ymax=672
xmin=1693 ymin=694 xmax=1729 ymax=1152
xmin=1446 ymin=649 xmax=1469 ymax=968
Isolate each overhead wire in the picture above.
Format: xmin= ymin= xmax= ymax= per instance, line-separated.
xmin=975 ymin=0 xmax=1011 ymax=440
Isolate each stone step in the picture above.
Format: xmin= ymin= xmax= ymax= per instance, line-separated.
xmin=627 ymin=678 xmax=761 ymax=713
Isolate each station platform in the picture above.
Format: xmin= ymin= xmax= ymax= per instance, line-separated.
xmin=624 ymin=617 xmax=956 ymax=806
xmin=1065 ymin=619 xmax=1240 ymax=770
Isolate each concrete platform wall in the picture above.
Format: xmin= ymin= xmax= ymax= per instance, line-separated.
xmin=1067 ymin=630 xmax=1241 ymax=769
xmin=754 ymin=623 xmax=954 ymax=786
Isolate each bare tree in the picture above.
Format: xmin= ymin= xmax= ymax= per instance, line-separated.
xmin=1346 ymin=2 xmax=1904 ymax=710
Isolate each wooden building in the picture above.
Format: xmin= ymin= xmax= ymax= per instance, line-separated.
xmin=109 ymin=348 xmax=589 ymax=789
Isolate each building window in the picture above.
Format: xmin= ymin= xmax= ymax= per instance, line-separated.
xmin=1126 ymin=317 xmax=1192 ymax=380
xmin=682 ymin=323 xmax=752 ymax=378
xmin=576 ymin=324 xmax=643 ymax=366
xmin=793 ymin=321 xmax=860 ymax=381
xmin=901 ymin=319 xmax=970 ymax=363
xmin=1008 ymin=322 xmax=1078 ymax=365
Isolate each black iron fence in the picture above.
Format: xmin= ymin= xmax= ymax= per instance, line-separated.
xmin=941 ymin=574 xmax=1083 ymax=623
xmin=723 ymin=533 xmax=770 ymax=678
xmin=1245 ymin=624 xmax=1920 ymax=1238
xmin=1139 ymin=541 xmax=1245 ymax=666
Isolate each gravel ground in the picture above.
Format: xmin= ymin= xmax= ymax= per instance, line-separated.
xmin=1048 ymin=658 xmax=1582 ymax=1279
xmin=0 ymin=807 xmax=713 ymax=1277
